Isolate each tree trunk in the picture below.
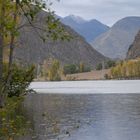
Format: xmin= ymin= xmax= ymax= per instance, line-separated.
xmin=0 ymin=35 xmax=3 ymax=87
xmin=0 ymin=0 xmax=5 ymax=107
xmin=3 ymin=1 xmax=18 ymax=94
xmin=8 ymin=2 xmax=18 ymax=76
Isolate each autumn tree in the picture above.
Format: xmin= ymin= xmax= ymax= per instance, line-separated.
xmin=79 ymin=62 xmax=85 ymax=73
xmin=111 ymin=59 xmax=140 ymax=79
xmin=48 ymin=60 xmax=61 ymax=81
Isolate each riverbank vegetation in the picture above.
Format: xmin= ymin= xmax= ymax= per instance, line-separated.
xmin=63 ymin=63 xmax=91 ymax=75
xmin=40 ymin=58 xmax=91 ymax=81
xmin=40 ymin=58 xmax=140 ymax=81
xmin=111 ymin=59 xmax=140 ymax=79
xmin=0 ymin=65 xmax=34 ymax=140
xmin=96 ymin=60 xmax=116 ymax=70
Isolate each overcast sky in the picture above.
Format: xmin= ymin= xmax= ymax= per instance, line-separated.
xmin=51 ymin=0 xmax=140 ymax=26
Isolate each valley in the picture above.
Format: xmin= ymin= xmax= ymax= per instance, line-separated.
xmin=1 ymin=1 xmax=140 ymax=140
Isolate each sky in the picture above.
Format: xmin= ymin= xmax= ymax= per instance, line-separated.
xmin=51 ymin=0 xmax=140 ymax=26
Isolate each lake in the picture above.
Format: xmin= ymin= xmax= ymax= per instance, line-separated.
xmin=30 ymin=80 xmax=140 ymax=94
xmin=21 ymin=80 xmax=140 ymax=140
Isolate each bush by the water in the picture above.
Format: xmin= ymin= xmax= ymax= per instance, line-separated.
xmin=0 ymin=65 xmax=35 ymax=140
xmin=5 ymin=65 xmax=35 ymax=97
xmin=0 ymin=96 xmax=31 ymax=140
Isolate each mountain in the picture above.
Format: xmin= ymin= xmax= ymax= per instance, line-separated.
xmin=60 ymin=15 xmax=109 ymax=43
xmin=126 ymin=30 xmax=140 ymax=59
xmin=14 ymin=11 xmax=107 ymax=69
xmin=91 ymin=17 xmax=140 ymax=59
xmin=62 ymin=15 xmax=86 ymax=24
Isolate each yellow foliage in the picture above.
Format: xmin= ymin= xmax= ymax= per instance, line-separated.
xmin=42 ymin=59 xmax=61 ymax=81
xmin=111 ymin=59 xmax=140 ymax=79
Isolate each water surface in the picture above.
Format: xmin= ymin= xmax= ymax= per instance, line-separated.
xmin=23 ymin=93 xmax=140 ymax=140
xmin=30 ymin=80 xmax=140 ymax=94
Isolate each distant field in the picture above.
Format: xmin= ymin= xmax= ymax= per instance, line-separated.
xmin=64 ymin=69 xmax=111 ymax=80
xmin=35 ymin=69 xmax=111 ymax=81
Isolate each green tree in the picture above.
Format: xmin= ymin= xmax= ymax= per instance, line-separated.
xmin=96 ymin=63 xmax=102 ymax=70
xmin=0 ymin=0 xmax=70 ymax=105
xmin=0 ymin=64 xmax=35 ymax=140
xmin=105 ymin=60 xmax=116 ymax=69
xmin=63 ymin=64 xmax=77 ymax=75
xmin=0 ymin=0 xmax=70 ymax=139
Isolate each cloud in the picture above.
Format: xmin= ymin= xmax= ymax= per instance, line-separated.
xmin=51 ymin=0 xmax=140 ymax=26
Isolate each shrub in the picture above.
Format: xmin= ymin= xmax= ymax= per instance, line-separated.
xmin=0 ymin=96 xmax=31 ymax=139
xmin=105 ymin=60 xmax=116 ymax=69
xmin=0 ymin=64 xmax=35 ymax=139
xmin=96 ymin=63 xmax=102 ymax=70
xmin=63 ymin=63 xmax=91 ymax=75
xmin=104 ymin=74 xmax=110 ymax=79
xmin=5 ymin=65 xmax=35 ymax=97
xmin=63 ymin=64 xmax=77 ymax=75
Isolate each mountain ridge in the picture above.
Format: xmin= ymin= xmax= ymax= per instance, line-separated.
xmin=126 ymin=30 xmax=140 ymax=59
xmin=60 ymin=15 xmax=110 ymax=43
xmin=91 ymin=16 xmax=140 ymax=59
xmin=14 ymin=11 xmax=107 ymax=69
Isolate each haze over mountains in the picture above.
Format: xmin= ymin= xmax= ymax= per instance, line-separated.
xmin=60 ymin=15 xmax=110 ymax=43
xmin=14 ymin=11 xmax=107 ymax=68
xmin=91 ymin=17 xmax=140 ymax=59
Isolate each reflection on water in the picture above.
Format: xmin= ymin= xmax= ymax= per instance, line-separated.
xmin=22 ymin=94 xmax=140 ymax=140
